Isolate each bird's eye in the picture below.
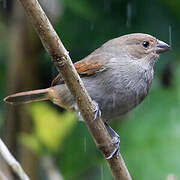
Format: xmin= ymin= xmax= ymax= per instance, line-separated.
xmin=142 ymin=41 xmax=150 ymax=48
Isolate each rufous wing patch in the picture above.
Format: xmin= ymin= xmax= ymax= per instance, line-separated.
xmin=74 ymin=59 xmax=104 ymax=75
xmin=51 ymin=54 xmax=106 ymax=86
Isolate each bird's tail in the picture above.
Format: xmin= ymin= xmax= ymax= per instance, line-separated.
xmin=4 ymin=88 xmax=50 ymax=105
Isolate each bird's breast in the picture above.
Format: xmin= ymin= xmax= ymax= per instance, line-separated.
xmin=90 ymin=66 xmax=154 ymax=121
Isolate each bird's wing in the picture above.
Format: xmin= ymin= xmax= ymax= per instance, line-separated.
xmin=51 ymin=53 xmax=109 ymax=86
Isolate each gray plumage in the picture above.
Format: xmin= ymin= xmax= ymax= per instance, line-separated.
xmin=4 ymin=33 xmax=170 ymax=122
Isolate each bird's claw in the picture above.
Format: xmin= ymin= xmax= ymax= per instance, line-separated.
xmin=92 ymin=100 xmax=101 ymax=122
xmin=77 ymin=101 xmax=101 ymax=122
xmin=106 ymin=136 xmax=120 ymax=160
xmin=77 ymin=111 xmax=84 ymax=121
xmin=104 ymin=123 xmax=120 ymax=160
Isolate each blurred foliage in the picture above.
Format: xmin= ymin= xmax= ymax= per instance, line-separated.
xmin=20 ymin=103 xmax=76 ymax=155
xmin=1 ymin=0 xmax=180 ymax=179
xmin=62 ymin=0 xmax=99 ymax=20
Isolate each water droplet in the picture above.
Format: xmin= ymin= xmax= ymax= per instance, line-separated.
xmin=112 ymin=91 xmax=116 ymax=109
xmin=126 ymin=3 xmax=132 ymax=28
xmin=91 ymin=24 xmax=94 ymax=31
xmin=103 ymin=0 xmax=111 ymax=12
xmin=168 ymin=25 xmax=172 ymax=47
xmin=2 ymin=0 xmax=7 ymax=9
xmin=101 ymin=164 xmax=104 ymax=180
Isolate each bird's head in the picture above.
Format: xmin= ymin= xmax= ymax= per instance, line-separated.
xmin=104 ymin=33 xmax=170 ymax=66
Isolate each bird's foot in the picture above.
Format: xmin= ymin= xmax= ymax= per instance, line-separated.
xmin=92 ymin=100 xmax=101 ymax=121
xmin=104 ymin=123 xmax=120 ymax=160
xmin=77 ymin=101 xmax=101 ymax=122
xmin=77 ymin=111 xmax=84 ymax=121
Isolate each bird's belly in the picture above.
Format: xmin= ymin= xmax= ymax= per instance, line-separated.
xmin=92 ymin=85 xmax=148 ymax=121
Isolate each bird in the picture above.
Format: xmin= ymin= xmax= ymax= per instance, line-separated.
xmin=4 ymin=33 xmax=170 ymax=158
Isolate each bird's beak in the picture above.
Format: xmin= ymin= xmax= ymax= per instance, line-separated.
xmin=156 ymin=40 xmax=170 ymax=54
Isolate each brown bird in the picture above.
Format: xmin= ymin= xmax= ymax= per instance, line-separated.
xmin=4 ymin=33 xmax=170 ymax=158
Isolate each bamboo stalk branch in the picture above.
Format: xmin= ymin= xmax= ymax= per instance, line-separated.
xmin=17 ymin=0 xmax=132 ymax=179
xmin=0 ymin=138 xmax=29 ymax=180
